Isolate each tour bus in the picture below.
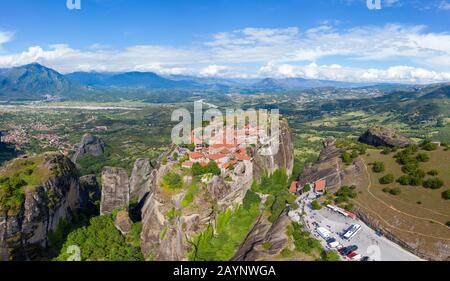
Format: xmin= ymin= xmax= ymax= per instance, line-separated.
xmin=316 ymin=227 xmax=331 ymax=239
xmin=343 ymin=224 xmax=361 ymax=240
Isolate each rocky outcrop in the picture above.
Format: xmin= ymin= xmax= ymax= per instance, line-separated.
xmin=129 ymin=158 xmax=153 ymax=203
xmin=72 ymin=134 xmax=106 ymax=163
xmin=140 ymin=120 xmax=295 ymax=261
xmin=0 ymin=153 xmax=83 ymax=261
xmin=358 ymin=126 xmax=414 ymax=148
xmin=79 ymin=175 xmax=101 ymax=214
xmin=100 ymin=167 xmax=130 ymax=215
xmin=253 ymin=119 xmax=294 ymax=179
xmin=297 ymin=137 xmax=364 ymax=191
xmin=233 ymin=213 xmax=291 ymax=261
xmin=114 ymin=210 xmax=133 ymax=235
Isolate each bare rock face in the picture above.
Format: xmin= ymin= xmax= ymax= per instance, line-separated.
xmin=207 ymin=175 xmax=229 ymax=202
xmin=100 ymin=167 xmax=130 ymax=215
xmin=72 ymin=133 xmax=106 ymax=163
xmin=0 ymin=153 xmax=82 ymax=261
xmin=140 ymin=120 xmax=296 ymax=261
xmin=233 ymin=213 xmax=291 ymax=261
xmin=114 ymin=210 xmax=133 ymax=235
xmin=129 ymin=158 xmax=153 ymax=203
xmin=253 ymin=119 xmax=294 ymax=180
xmin=79 ymin=175 xmax=101 ymax=214
xmin=359 ymin=126 xmax=414 ymax=148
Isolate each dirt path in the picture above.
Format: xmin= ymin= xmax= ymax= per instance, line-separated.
xmin=357 ymin=157 xmax=450 ymax=241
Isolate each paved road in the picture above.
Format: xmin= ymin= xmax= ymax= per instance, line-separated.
xmin=291 ymin=193 xmax=423 ymax=261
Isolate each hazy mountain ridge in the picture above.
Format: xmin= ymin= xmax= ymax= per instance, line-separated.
xmin=0 ymin=63 xmax=449 ymax=102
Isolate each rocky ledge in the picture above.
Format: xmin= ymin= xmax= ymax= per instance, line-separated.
xmin=0 ymin=153 xmax=85 ymax=261
xmin=358 ymin=126 xmax=414 ymax=148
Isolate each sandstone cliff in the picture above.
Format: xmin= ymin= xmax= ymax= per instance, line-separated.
xmin=232 ymin=212 xmax=291 ymax=261
xmin=0 ymin=153 xmax=83 ymax=261
xmin=100 ymin=167 xmax=130 ymax=215
xmin=129 ymin=158 xmax=153 ymax=203
xmin=72 ymin=133 xmax=106 ymax=163
xmin=139 ymin=120 xmax=294 ymax=261
xmin=359 ymin=126 xmax=414 ymax=148
xmin=252 ymin=119 xmax=294 ymax=180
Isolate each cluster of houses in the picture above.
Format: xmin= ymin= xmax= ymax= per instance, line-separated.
xmin=180 ymin=124 xmax=262 ymax=172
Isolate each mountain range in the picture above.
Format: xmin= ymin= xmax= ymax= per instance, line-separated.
xmin=0 ymin=63 xmax=438 ymax=101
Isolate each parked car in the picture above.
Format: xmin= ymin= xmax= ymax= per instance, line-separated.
xmin=361 ymin=256 xmax=370 ymax=261
xmin=347 ymin=252 xmax=357 ymax=258
xmin=352 ymin=254 xmax=362 ymax=261
xmin=342 ymin=245 xmax=358 ymax=256
xmin=326 ymin=238 xmax=336 ymax=244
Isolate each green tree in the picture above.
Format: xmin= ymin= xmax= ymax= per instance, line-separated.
xmin=416 ymin=153 xmax=430 ymax=162
xmin=341 ymin=152 xmax=353 ymax=165
xmin=311 ymin=200 xmax=322 ymax=210
xmin=428 ymin=169 xmax=439 ymax=176
xmin=162 ymin=172 xmax=183 ymax=190
xmin=56 ymin=215 xmax=143 ymax=261
xmin=320 ymin=250 xmax=341 ymax=261
xmin=442 ymin=190 xmax=450 ymax=200
xmin=303 ymin=184 xmax=311 ymax=193
xmin=421 ymin=141 xmax=438 ymax=151
xmin=389 ymin=187 xmax=401 ymax=196
xmin=423 ymin=178 xmax=444 ymax=189
xmin=379 ymin=174 xmax=395 ymax=184
xmin=372 ymin=162 xmax=385 ymax=173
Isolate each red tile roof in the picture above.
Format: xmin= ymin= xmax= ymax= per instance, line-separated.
xmin=314 ymin=180 xmax=326 ymax=192
xmin=207 ymin=153 xmax=228 ymax=161
xmin=236 ymin=153 xmax=252 ymax=161
xmin=189 ymin=152 xmax=204 ymax=159
xmin=181 ymin=161 xmax=194 ymax=168
xmin=289 ymin=181 xmax=298 ymax=193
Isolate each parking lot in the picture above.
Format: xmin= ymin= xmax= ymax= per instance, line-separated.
xmin=290 ymin=193 xmax=423 ymax=261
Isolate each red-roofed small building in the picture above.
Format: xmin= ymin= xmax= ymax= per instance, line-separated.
xmin=314 ymin=179 xmax=326 ymax=195
xmin=289 ymin=181 xmax=298 ymax=193
xmin=181 ymin=161 xmax=194 ymax=169
xmin=189 ymin=152 xmax=205 ymax=162
xmin=207 ymin=153 xmax=228 ymax=161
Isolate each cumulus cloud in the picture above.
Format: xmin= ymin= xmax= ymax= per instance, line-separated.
xmin=258 ymin=62 xmax=450 ymax=83
xmin=438 ymin=0 xmax=450 ymax=10
xmin=0 ymin=24 xmax=450 ymax=83
xmin=0 ymin=31 xmax=14 ymax=52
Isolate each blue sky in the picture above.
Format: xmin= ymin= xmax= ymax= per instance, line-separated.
xmin=0 ymin=0 xmax=450 ymax=83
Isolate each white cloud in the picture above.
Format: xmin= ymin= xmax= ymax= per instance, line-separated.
xmin=0 ymin=24 xmax=450 ymax=83
xmin=199 ymin=65 xmax=234 ymax=77
xmin=258 ymin=62 xmax=450 ymax=83
xmin=438 ymin=0 xmax=450 ymax=10
xmin=0 ymin=31 xmax=14 ymax=52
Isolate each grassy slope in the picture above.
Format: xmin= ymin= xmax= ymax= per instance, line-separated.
xmin=348 ymin=147 xmax=450 ymax=258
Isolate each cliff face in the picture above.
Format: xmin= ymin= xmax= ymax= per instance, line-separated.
xmin=358 ymin=126 xmax=414 ymax=148
xmin=100 ymin=167 xmax=130 ymax=215
xmin=130 ymin=158 xmax=153 ymax=203
xmin=252 ymin=119 xmax=294 ymax=180
xmin=297 ymin=137 xmax=363 ymax=191
xmin=232 ymin=213 xmax=291 ymax=261
xmin=0 ymin=154 xmax=82 ymax=261
xmin=139 ymin=120 xmax=294 ymax=261
xmin=72 ymin=134 xmax=106 ymax=163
